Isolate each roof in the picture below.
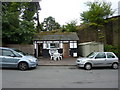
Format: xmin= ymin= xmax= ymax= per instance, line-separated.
xmin=106 ymin=15 xmax=120 ymax=20
xmin=34 ymin=32 xmax=79 ymax=41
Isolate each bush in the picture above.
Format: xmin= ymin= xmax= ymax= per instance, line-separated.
xmin=104 ymin=45 xmax=120 ymax=59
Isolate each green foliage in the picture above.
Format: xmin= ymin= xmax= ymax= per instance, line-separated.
xmin=61 ymin=20 xmax=77 ymax=32
xmin=41 ymin=16 xmax=60 ymax=31
xmin=80 ymin=1 xmax=114 ymax=25
xmin=104 ymin=45 xmax=120 ymax=59
xmin=2 ymin=2 xmax=37 ymax=44
xmin=21 ymin=2 xmax=36 ymax=21
xmin=2 ymin=2 xmax=20 ymax=43
xmin=18 ymin=21 xmax=36 ymax=44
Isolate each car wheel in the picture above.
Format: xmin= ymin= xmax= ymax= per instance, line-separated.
xmin=84 ymin=63 xmax=92 ymax=70
xmin=112 ymin=63 xmax=118 ymax=69
xmin=18 ymin=62 xmax=28 ymax=71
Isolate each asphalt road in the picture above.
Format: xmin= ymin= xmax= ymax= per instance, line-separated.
xmin=2 ymin=66 xmax=118 ymax=88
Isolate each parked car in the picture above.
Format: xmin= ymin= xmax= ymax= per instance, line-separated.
xmin=0 ymin=47 xmax=38 ymax=71
xmin=76 ymin=52 xmax=119 ymax=70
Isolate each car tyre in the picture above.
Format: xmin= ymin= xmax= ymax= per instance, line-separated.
xmin=84 ymin=63 xmax=92 ymax=70
xmin=112 ymin=63 xmax=118 ymax=69
xmin=18 ymin=62 xmax=28 ymax=71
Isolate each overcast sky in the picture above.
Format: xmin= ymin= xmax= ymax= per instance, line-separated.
xmin=39 ymin=0 xmax=120 ymax=25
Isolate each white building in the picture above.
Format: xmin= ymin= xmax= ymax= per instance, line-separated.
xmin=78 ymin=42 xmax=104 ymax=57
xmin=33 ymin=32 xmax=79 ymax=57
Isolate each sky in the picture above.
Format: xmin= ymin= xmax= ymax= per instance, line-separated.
xmin=39 ymin=0 xmax=120 ymax=25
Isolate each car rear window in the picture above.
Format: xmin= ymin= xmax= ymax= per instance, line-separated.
xmin=107 ymin=53 xmax=115 ymax=58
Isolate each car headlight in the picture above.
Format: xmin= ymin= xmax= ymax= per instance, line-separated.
xmin=77 ymin=59 xmax=85 ymax=64
xmin=77 ymin=60 xmax=80 ymax=62
xmin=29 ymin=59 xmax=35 ymax=63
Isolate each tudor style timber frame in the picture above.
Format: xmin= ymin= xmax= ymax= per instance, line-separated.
xmin=33 ymin=32 xmax=79 ymax=57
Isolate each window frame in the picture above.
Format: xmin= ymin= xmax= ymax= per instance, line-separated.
xmin=95 ymin=52 xmax=106 ymax=59
xmin=2 ymin=49 xmax=15 ymax=57
xmin=50 ymin=43 xmax=59 ymax=48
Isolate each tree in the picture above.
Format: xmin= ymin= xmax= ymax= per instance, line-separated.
xmin=2 ymin=2 xmax=21 ymax=43
xmin=2 ymin=2 xmax=37 ymax=44
xmin=21 ymin=2 xmax=36 ymax=21
xmin=61 ymin=20 xmax=77 ymax=32
xmin=41 ymin=16 xmax=60 ymax=31
xmin=80 ymin=1 xmax=114 ymax=25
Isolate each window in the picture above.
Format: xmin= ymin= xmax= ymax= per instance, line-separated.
xmin=74 ymin=43 xmax=77 ymax=48
xmin=50 ymin=43 xmax=59 ymax=48
xmin=2 ymin=49 xmax=15 ymax=57
xmin=70 ymin=43 xmax=74 ymax=48
xmin=107 ymin=53 xmax=115 ymax=58
xmin=95 ymin=53 xmax=106 ymax=58
xmin=87 ymin=52 xmax=96 ymax=58
xmin=70 ymin=41 xmax=77 ymax=48
xmin=14 ymin=49 xmax=26 ymax=56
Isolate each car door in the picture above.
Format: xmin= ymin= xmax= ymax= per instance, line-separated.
xmin=92 ymin=52 xmax=107 ymax=67
xmin=0 ymin=49 xmax=2 ymax=67
xmin=106 ymin=52 xmax=118 ymax=66
xmin=2 ymin=49 xmax=21 ymax=68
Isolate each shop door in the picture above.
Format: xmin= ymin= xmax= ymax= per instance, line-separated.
xmin=63 ymin=43 xmax=69 ymax=57
xmin=38 ymin=43 xmax=43 ymax=56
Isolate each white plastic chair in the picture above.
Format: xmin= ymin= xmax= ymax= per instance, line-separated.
xmin=49 ymin=49 xmax=62 ymax=61
xmin=49 ymin=49 xmax=57 ymax=60
xmin=52 ymin=53 xmax=59 ymax=61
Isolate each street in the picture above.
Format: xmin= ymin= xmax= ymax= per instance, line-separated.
xmin=2 ymin=66 xmax=118 ymax=88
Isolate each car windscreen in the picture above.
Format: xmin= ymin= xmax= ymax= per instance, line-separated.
xmin=86 ymin=52 xmax=96 ymax=58
xmin=14 ymin=49 xmax=27 ymax=56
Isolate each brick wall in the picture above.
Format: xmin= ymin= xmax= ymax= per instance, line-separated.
xmin=4 ymin=44 xmax=34 ymax=55
xmin=77 ymin=16 xmax=120 ymax=46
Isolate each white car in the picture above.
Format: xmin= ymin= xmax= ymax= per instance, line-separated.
xmin=76 ymin=52 xmax=119 ymax=70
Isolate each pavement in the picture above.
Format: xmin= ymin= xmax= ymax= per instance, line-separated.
xmin=38 ymin=57 xmax=120 ymax=66
xmin=38 ymin=57 xmax=77 ymax=66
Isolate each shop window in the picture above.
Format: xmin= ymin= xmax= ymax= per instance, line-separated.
xmin=50 ymin=43 xmax=59 ymax=48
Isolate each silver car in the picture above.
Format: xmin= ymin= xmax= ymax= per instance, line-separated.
xmin=76 ymin=52 xmax=119 ymax=70
xmin=0 ymin=47 xmax=38 ymax=71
